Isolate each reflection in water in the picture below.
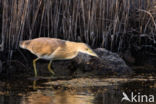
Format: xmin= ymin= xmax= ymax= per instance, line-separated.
xmin=33 ymin=80 xmax=37 ymax=90
xmin=0 ymin=76 xmax=156 ymax=104
xmin=22 ymin=90 xmax=94 ymax=104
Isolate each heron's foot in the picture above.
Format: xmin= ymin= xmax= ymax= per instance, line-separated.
xmin=48 ymin=60 xmax=55 ymax=76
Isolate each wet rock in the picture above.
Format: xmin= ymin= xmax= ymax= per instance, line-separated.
xmin=73 ymin=48 xmax=133 ymax=76
xmin=121 ymin=50 xmax=135 ymax=65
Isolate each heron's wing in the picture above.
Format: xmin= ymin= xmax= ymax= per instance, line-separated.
xmin=30 ymin=38 xmax=66 ymax=56
xmin=48 ymin=38 xmax=66 ymax=51
xmin=52 ymin=41 xmax=79 ymax=60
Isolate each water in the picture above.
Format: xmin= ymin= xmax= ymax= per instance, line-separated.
xmin=0 ymin=75 xmax=156 ymax=104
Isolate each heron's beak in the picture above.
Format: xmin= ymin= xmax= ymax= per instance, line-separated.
xmin=88 ymin=49 xmax=99 ymax=58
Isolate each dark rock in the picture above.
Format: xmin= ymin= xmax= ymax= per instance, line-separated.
xmin=121 ymin=50 xmax=135 ymax=65
xmin=73 ymin=48 xmax=133 ymax=76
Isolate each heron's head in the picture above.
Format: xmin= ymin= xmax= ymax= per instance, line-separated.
xmin=19 ymin=40 xmax=31 ymax=49
xmin=78 ymin=43 xmax=99 ymax=58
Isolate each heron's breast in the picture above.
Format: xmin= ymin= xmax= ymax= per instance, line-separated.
xmin=52 ymin=50 xmax=78 ymax=60
xmin=39 ymin=53 xmax=54 ymax=60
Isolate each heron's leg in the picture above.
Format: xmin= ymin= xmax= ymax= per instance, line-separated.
xmin=48 ymin=60 xmax=55 ymax=75
xmin=33 ymin=58 xmax=39 ymax=77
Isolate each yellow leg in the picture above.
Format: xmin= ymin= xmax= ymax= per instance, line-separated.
xmin=33 ymin=58 xmax=39 ymax=77
xmin=48 ymin=60 xmax=55 ymax=75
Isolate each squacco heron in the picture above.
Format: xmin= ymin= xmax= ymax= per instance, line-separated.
xmin=19 ymin=37 xmax=98 ymax=77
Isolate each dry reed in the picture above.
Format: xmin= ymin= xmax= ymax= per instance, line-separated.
xmin=0 ymin=0 xmax=156 ymax=59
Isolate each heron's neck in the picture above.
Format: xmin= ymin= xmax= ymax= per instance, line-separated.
xmin=64 ymin=41 xmax=79 ymax=54
xmin=66 ymin=41 xmax=78 ymax=49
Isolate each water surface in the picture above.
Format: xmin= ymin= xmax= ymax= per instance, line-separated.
xmin=0 ymin=75 xmax=156 ymax=104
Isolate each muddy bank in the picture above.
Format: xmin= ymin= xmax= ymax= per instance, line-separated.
xmin=45 ymin=77 xmax=156 ymax=88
